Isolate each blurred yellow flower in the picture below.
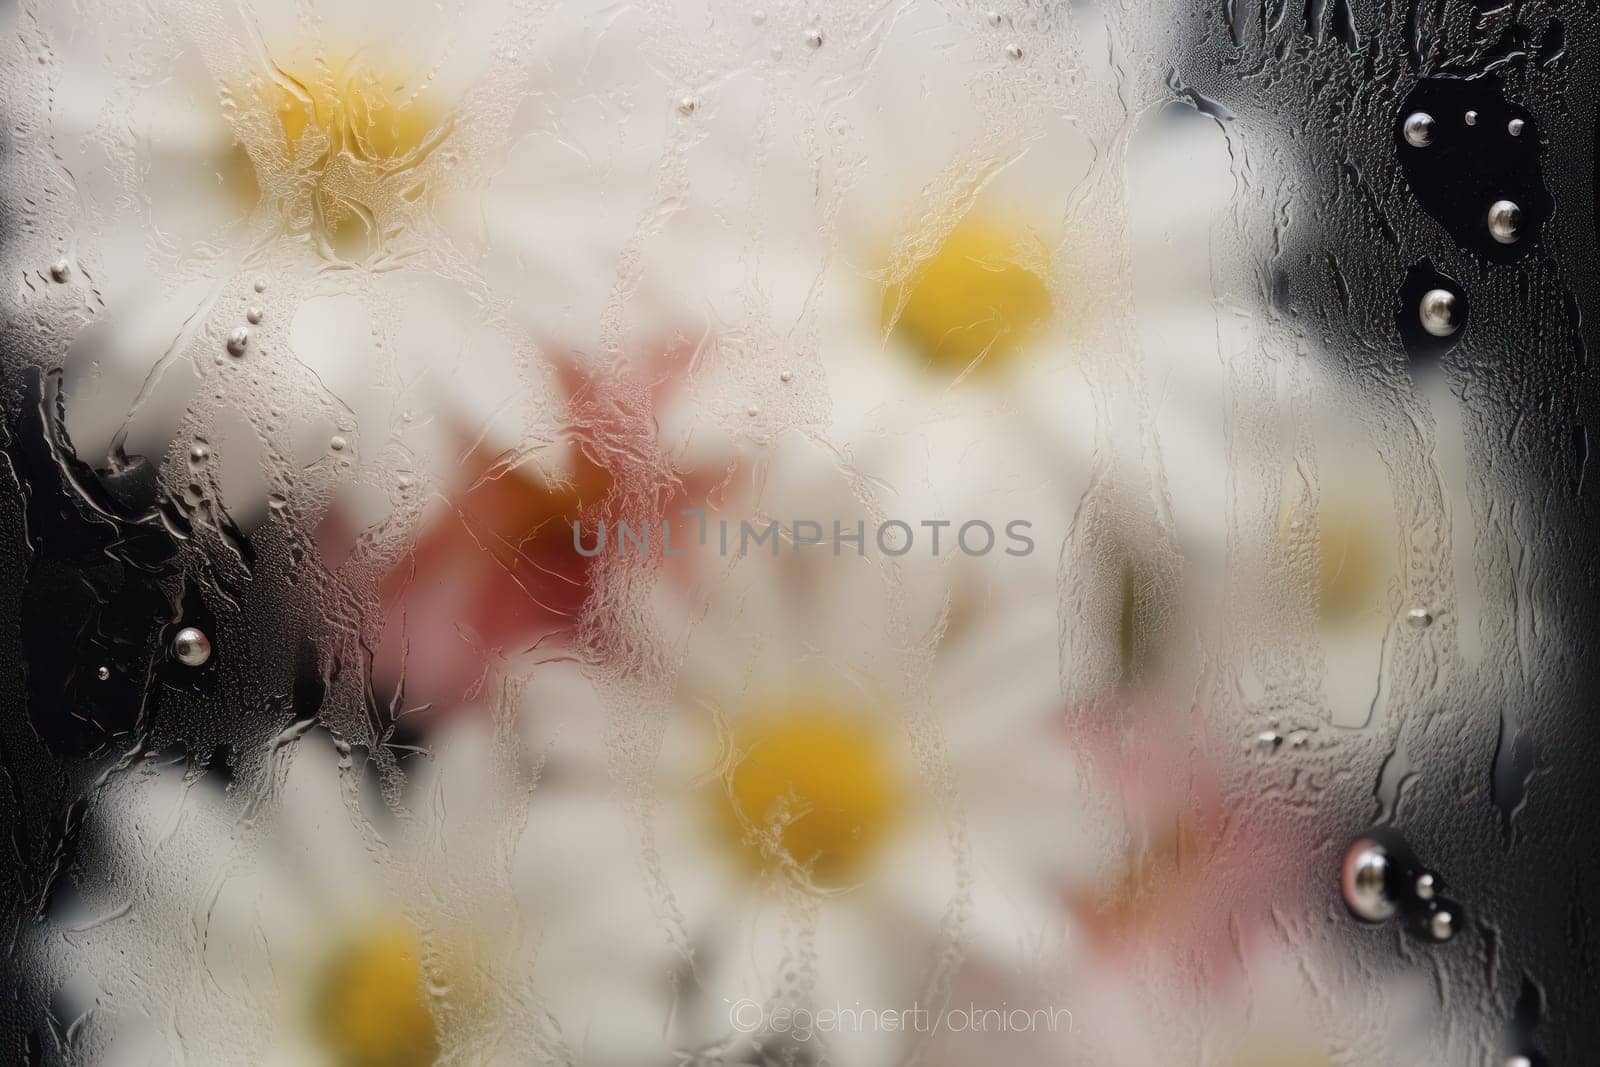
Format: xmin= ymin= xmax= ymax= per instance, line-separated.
xmin=271 ymin=58 xmax=438 ymax=163
xmin=312 ymin=923 xmax=439 ymax=1067
xmin=1311 ymin=505 xmax=1386 ymax=624
xmin=882 ymin=214 xmax=1054 ymax=381
xmin=220 ymin=55 xmax=443 ymax=256
xmin=1281 ymin=493 xmax=1391 ymax=627
xmin=718 ymin=702 xmax=906 ymax=886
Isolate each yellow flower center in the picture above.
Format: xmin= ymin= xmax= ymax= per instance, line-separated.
xmin=1115 ymin=557 xmax=1162 ymax=683
xmin=271 ymin=59 xmax=437 ymax=164
xmin=223 ymin=56 xmax=440 ymax=257
xmin=881 ymin=215 xmax=1054 ymax=380
xmin=718 ymin=704 xmax=905 ymax=886
xmin=311 ymin=924 xmax=439 ymax=1067
xmin=1313 ymin=509 xmax=1382 ymax=623
xmin=1281 ymin=499 xmax=1386 ymax=625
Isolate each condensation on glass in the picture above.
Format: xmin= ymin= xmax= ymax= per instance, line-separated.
xmin=0 ymin=0 xmax=1594 ymax=1063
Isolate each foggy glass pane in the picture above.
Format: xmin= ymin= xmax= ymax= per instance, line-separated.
xmin=0 ymin=0 xmax=1594 ymax=1063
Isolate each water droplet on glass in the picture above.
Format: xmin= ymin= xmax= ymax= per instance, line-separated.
xmin=246 ymin=306 xmax=264 ymax=324
xmin=746 ymin=404 xmax=760 ymax=417
xmin=804 ymin=29 xmax=823 ymax=48
xmin=986 ymin=10 xmax=1002 ymax=26
xmin=189 ymin=443 xmax=210 ymax=464
xmin=1253 ymin=730 xmax=1283 ymax=753
xmin=1405 ymin=606 xmax=1435 ymax=628
xmin=1418 ymin=289 xmax=1459 ymax=337
xmin=1415 ymin=871 xmax=1437 ymax=900
xmin=1464 ymin=110 xmax=1479 ymax=126
xmin=1505 ymin=1056 xmax=1533 ymax=1067
xmin=1403 ymin=111 xmax=1435 ymax=148
xmin=171 ymin=626 xmax=212 ymax=668
xmin=253 ymin=278 xmax=268 ymax=293
xmin=96 ymin=665 xmax=110 ymax=681
xmin=48 ymin=258 xmax=70 ymax=282
xmin=1341 ymin=839 xmax=1397 ymax=922
xmin=1507 ymin=117 xmax=1526 ymax=137
xmin=677 ymin=95 xmax=700 ymax=116
xmin=779 ymin=369 xmax=793 ymax=383
xmin=226 ymin=326 xmax=250 ymax=356
xmin=329 ymin=435 xmax=348 ymax=452
xmin=1005 ymin=43 xmax=1023 ymax=59
xmin=1428 ymin=909 xmax=1456 ymax=942
xmin=1488 ymin=199 xmax=1523 ymax=244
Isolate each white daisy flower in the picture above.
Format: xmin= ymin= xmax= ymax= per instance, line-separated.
xmin=58 ymin=717 xmax=608 ymax=1066
xmin=2 ymin=1 xmax=1436 ymax=1065
xmin=9 ymin=0 xmax=572 ymax=537
xmin=521 ymin=449 xmax=1093 ymax=1065
xmin=5 ymin=0 xmax=1250 ymax=696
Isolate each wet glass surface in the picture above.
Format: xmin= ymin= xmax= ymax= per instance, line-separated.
xmin=0 ymin=0 xmax=1596 ymax=1063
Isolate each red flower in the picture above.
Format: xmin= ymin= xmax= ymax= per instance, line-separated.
xmin=366 ymin=341 xmax=723 ymax=719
